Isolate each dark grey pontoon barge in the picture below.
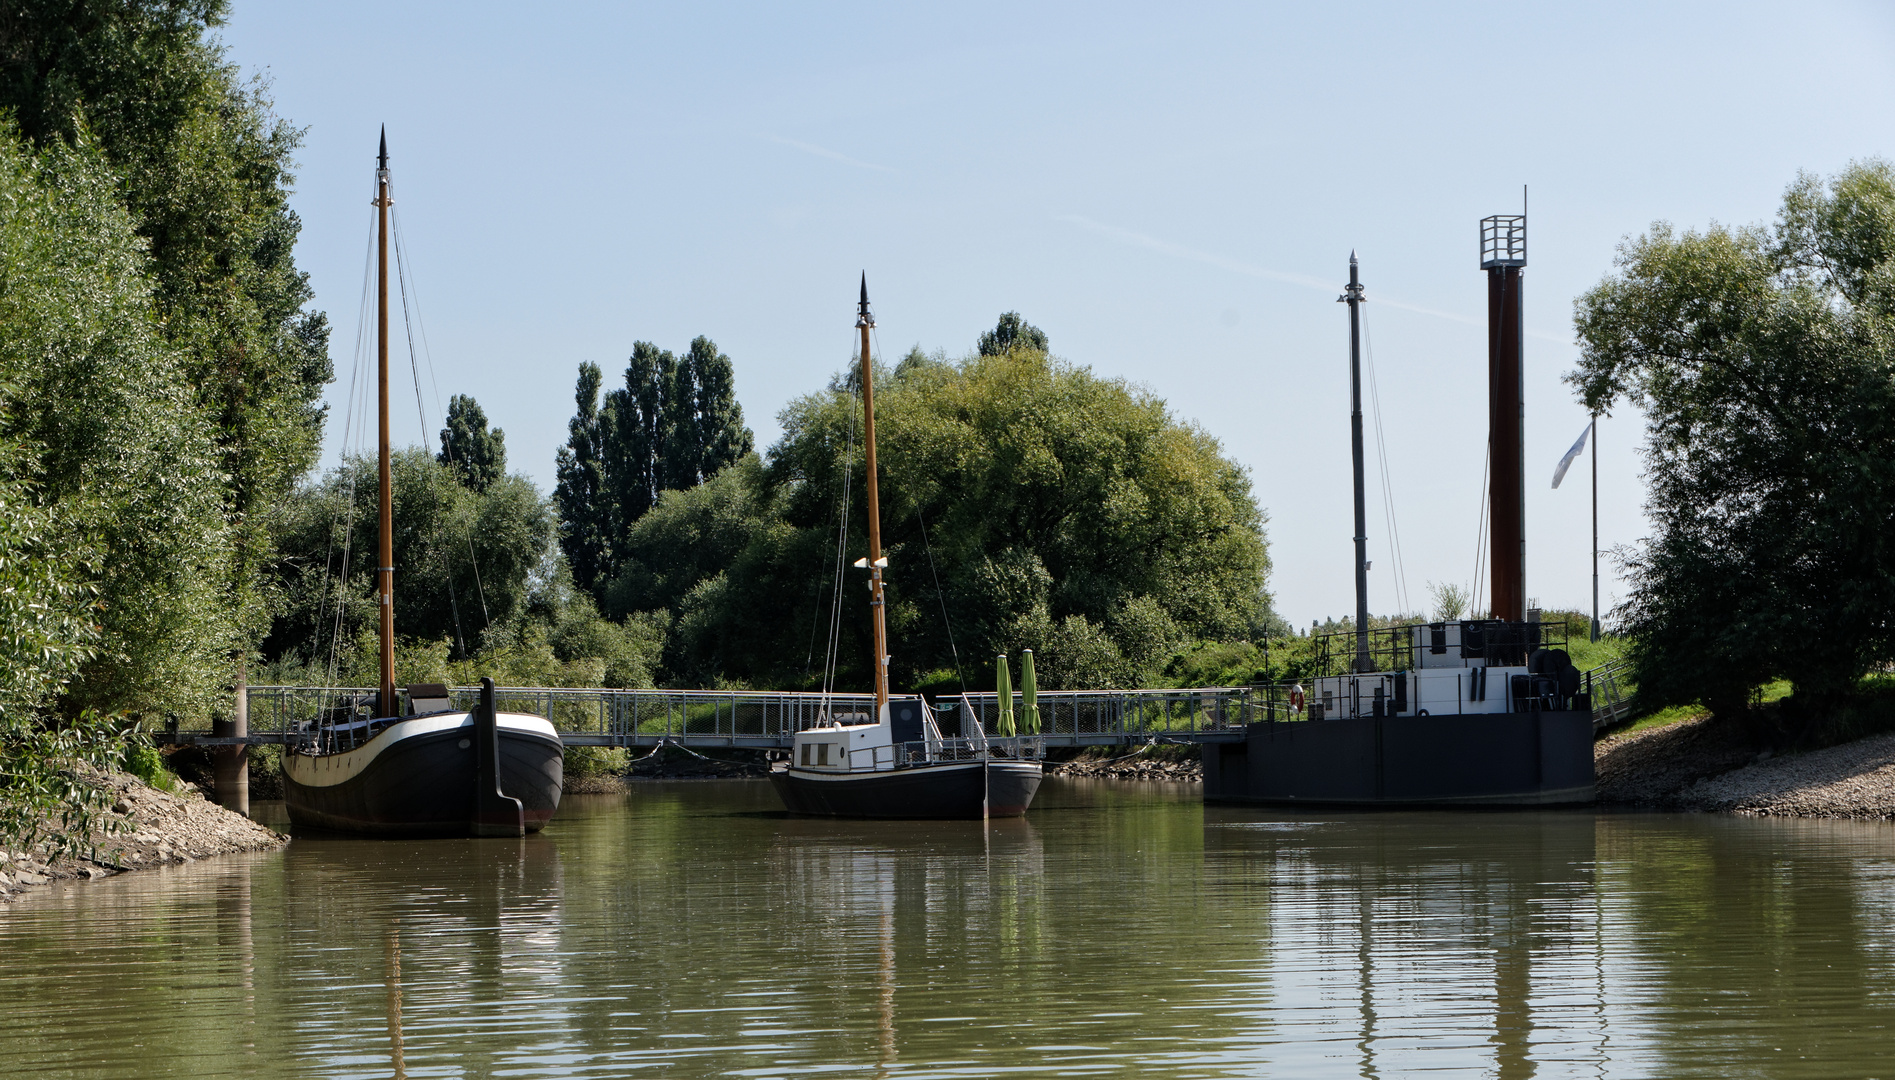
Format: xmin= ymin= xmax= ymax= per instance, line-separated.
xmin=1205 ymin=212 xmax=1594 ymax=808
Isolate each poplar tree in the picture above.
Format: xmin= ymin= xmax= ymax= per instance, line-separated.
xmin=438 ymin=394 xmax=507 ymax=493
xmin=978 ymin=312 xmax=1048 ymax=356
xmin=556 ymin=339 xmax=753 ymax=601
xmin=554 ymin=364 xmax=613 ymax=595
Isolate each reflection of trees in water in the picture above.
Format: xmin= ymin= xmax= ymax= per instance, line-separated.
xmin=278 ymin=835 xmax=566 ymax=1076
xmin=1596 ymin=814 xmax=1895 ymax=1073
xmin=20 ymin=789 xmax=1895 ymax=1076
xmin=0 ymin=853 xmax=295 ymax=1075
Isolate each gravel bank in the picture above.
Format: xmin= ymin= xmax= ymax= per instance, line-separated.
xmin=1048 ymin=749 xmax=1203 ymax=781
xmin=0 ymin=771 xmax=285 ymax=904
xmin=1596 ymin=716 xmax=1895 ymax=819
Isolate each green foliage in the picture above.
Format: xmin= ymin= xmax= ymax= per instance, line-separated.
xmin=438 ymin=394 xmax=506 ymax=493
xmin=978 ymin=311 xmax=1048 ymax=356
xmin=556 ymin=339 xmax=755 ymax=598
xmin=0 ymin=422 xmax=120 ymax=853
xmin=2 ymin=0 xmax=332 ymax=655
xmin=1428 ymin=581 xmax=1469 ymax=622
xmin=554 ymin=362 xmax=613 ymax=597
xmin=268 ymin=448 xmax=555 ymax=663
xmin=265 ymin=448 xmax=665 ymax=690
xmin=565 ymin=745 xmax=628 ymax=780
xmin=122 ymin=737 xmax=179 ymax=794
xmin=1570 ymin=160 xmax=1895 ymax=718
xmin=622 ymin=347 xmax=1273 ymax=690
xmin=0 ymin=131 xmax=236 ymax=723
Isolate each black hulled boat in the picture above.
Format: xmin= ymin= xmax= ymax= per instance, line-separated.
xmin=769 ymin=278 xmax=1043 ymax=820
xmin=282 ymin=133 xmax=562 ymax=837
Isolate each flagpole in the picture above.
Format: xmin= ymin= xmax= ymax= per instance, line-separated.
xmin=1590 ymin=414 xmax=1599 ymax=643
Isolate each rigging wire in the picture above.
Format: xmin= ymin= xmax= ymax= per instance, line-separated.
xmin=390 ymin=194 xmax=493 ymax=637
xmin=817 ymin=339 xmax=859 ymax=709
xmin=916 ymin=504 xmax=965 ymax=695
xmin=1471 ymin=441 xmax=1490 ymax=619
xmin=317 ymin=197 xmax=380 ymax=704
xmin=1359 ymin=305 xmax=1412 ymax=617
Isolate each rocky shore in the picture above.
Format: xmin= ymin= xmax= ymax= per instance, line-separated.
xmin=1596 ymin=716 xmax=1895 ymax=818
xmin=0 ymin=770 xmax=285 ymax=904
xmin=1047 ymin=747 xmax=1203 ymax=781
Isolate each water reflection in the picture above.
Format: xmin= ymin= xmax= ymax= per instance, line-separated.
xmin=3 ymin=783 xmax=1895 ymax=1077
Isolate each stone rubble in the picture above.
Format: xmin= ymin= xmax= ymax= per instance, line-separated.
xmin=1595 ymin=716 xmax=1895 ymax=819
xmin=0 ymin=770 xmax=285 ymax=904
xmin=1048 ymin=752 xmax=1202 ymax=781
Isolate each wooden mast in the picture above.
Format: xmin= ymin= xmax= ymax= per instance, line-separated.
xmin=376 ymin=130 xmax=397 ymax=717
xmin=857 ymin=274 xmax=889 ymax=710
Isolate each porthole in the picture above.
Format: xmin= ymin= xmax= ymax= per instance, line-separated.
xmin=458 ymin=738 xmax=471 ymax=749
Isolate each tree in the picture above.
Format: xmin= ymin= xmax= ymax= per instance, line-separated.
xmin=1569 ymin=160 xmax=1895 ymax=719
xmin=685 ymin=336 xmax=753 ymax=485
xmin=623 ymin=348 xmax=1273 ymax=691
xmin=0 ymin=130 xmax=235 ymax=724
xmin=556 ymin=338 xmax=754 ymax=601
xmin=978 ymin=311 xmax=1048 ymax=356
xmin=554 ymin=363 xmax=613 ymax=596
xmin=438 ymin=393 xmax=506 ymax=493
xmin=1 ymin=0 xmax=332 ymax=686
xmin=267 ymin=449 xmax=556 ymax=665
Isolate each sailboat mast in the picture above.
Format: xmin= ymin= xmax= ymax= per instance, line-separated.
xmin=376 ymin=130 xmax=397 ymax=717
xmin=857 ymin=274 xmax=889 ymax=709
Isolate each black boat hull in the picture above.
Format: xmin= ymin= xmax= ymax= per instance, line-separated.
xmin=284 ymin=714 xmax=564 ymax=836
xmin=1201 ymin=709 xmax=1595 ymax=807
xmin=771 ymin=760 xmax=1042 ymax=819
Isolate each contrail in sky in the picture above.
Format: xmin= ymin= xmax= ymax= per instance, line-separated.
xmin=1057 ymin=214 xmax=1567 ymax=343
xmin=766 ymin=136 xmax=896 ymax=174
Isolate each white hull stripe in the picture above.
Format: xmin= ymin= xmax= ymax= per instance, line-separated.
xmin=284 ymin=713 xmax=560 ymax=789
xmin=782 ymin=761 xmax=1041 ymax=783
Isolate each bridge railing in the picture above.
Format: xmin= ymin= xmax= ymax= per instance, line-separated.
xmin=953 ymin=687 xmax=1258 ymax=740
xmin=241 ymin=685 xmax=879 ymax=747
xmin=207 ymin=685 xmax=1266 ymax=748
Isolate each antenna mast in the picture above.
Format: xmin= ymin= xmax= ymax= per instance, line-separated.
xmin=1340 ymin=255 xmax=1371 ymax=673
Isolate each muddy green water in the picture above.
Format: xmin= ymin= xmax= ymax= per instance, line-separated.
xmin=4 ymin=779 xmax=1895 ymax=1078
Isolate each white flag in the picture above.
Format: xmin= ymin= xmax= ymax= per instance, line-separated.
xmin=1552 ymin=422 xmax=1591 ymax=489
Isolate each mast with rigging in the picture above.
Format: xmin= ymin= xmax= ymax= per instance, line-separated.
xmin=376 ymin=129 xmax=397 ymax=717
xmin=857 ymin=275 xmax=889 ymax=709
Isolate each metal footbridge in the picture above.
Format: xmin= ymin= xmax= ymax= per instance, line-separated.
xmin=165 ymin=685 xmax=1265 ymax=749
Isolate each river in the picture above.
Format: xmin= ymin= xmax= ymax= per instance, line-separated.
xmin=3 ymin=778 xmax=1893 ymax=1078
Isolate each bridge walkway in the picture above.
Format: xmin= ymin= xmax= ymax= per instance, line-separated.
xmin=163 ymin=686 xmax=1265 ymax=749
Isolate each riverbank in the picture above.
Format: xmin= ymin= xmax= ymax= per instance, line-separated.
xmin=1047 ymin=745 xmax=1203 ymax=780
xmin=1595 ymin=715 xmax=1895 ymax=818
xmin=0 ymin=770 xmax=285 ymax=904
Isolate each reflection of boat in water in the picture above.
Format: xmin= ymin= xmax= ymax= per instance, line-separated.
xmin=770 ymin=278 xmax=1041 ymax=819
xmin=282 ymin=133 xmax=562 ymax=837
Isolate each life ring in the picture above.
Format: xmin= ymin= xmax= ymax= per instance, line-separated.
xmin=1289 ymin=684 xmax=1306 ymax=713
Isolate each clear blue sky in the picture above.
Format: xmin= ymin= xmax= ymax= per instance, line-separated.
xmin=220 ymin=1 xmax=1895 ymax=629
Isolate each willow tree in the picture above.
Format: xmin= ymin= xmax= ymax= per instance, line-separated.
xmin=613 ymin=340 xmax=1274 ymax=691
xmin=1 ymin=0 xmax=332 ymax=699
xmin=1570 ymin=160 xmax=1895 ymax=719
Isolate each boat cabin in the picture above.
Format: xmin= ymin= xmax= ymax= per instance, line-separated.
xmin=790 ymin=697 xmax=943 ymax=772
xmin=1300 ymin=618 xmax=1590 ymax=721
